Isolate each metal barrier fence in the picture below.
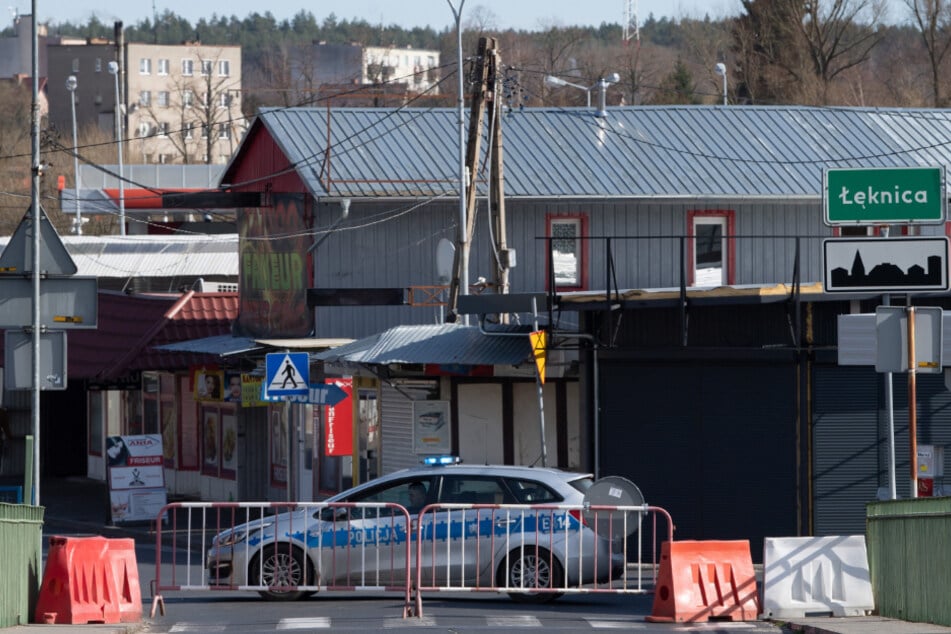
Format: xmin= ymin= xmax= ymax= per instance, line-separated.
xmin=411 ymin=503 xmax=673 ymax=616
xmin=150 ymin=501 xmax=674 ymax=619
xmin=150 ymin=501 xmax=414 ymax=618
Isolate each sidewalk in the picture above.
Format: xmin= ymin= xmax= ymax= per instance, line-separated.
xmin=5 ymin=476 xmax=951 ymax=634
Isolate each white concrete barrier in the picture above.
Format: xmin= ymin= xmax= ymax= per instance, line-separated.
xmin=761 ymin=535 xmax=874 ymax=619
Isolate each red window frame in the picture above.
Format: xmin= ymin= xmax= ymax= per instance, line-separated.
xmin=686 ymin=209 xmax=736 ymax=286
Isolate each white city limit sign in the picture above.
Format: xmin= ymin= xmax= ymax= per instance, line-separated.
xmin=823 ymin=237 xmax=949 ymax=293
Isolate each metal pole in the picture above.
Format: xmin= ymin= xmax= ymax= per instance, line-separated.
xmin=67 ymin=77 xmax=82 ymax=235
xmin=109 ymin=61 xmax=126 ymax=235
xmin=447 ymin=0 xmax=468 ymax=324
xmin=908 ymin=306 xmax=918 ymax=498
xmin=884 ymin=295 xmax=897 ymax=499
xmin=29 ymin=0 xmax=41 ymax=506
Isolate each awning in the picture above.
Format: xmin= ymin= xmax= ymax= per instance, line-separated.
xmin=313 ymin=324 xmax=533 ymax=366
xmin=153 ymin=335 xmax=354 ymax=357
xmin=153 ymin=335 xmax=264 ymax=357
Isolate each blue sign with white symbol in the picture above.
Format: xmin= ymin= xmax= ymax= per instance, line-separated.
xmin=265 ymin=352 xmax=309 ymax=397
xmin=259 ymin=382 xmax=348 ymax=406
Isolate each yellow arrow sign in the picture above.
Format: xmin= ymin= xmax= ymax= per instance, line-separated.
xmin=529 ymin=330 xmax=546 ymax=385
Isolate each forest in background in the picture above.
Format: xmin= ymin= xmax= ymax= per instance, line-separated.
xmin=1 ymin=0 xmax=950 ymax=233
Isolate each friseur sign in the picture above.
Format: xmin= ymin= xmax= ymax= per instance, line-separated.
xmin=824 ymin=166 xmax=946 ymax=225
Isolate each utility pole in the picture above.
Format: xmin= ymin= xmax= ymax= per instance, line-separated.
xmin=446 ymin=37 xmax=496 ymax=322
xmin=486 ymin=45 xmax=510 ymax=298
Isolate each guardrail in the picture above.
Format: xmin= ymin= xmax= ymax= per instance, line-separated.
xmin=150 ymin=501 xmax=414 ymax=618
xmin=411 ymin=503 xmax=674 ymax=616
xmin=149 ymin=501 xmax=674 ymax=620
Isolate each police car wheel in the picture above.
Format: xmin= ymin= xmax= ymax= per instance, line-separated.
xmin=253 ymin=544 xmax=310 ymax=601
xmin=499 ymin=547 xmax=564 ymax=604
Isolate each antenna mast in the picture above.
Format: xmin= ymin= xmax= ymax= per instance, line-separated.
xmin=622 ymin=0 xmax=639 ymax=45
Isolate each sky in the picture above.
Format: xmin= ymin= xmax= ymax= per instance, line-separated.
xmin=14 ymin=0 xmax=766 ymax=30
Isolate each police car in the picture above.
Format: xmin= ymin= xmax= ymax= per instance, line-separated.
xmin=206 ymin=461 xmax=625 ymax=602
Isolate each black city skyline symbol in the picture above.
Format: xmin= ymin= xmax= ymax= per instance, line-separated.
xmin=830 ymin=250 xmax=943 ymax=288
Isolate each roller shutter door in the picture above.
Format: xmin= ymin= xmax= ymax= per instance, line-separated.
xmin=599 ymin=361 xmax=797 ymax=559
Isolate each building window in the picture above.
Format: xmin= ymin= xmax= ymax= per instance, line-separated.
xmin=218 ymin=124 xmax=231 ymax=139
xmin=218 ymin=60 xmax=230 ymax=77
xmin=201 ymin=124 xmax=209 ymax=139
xmin=183 ymin=122 xmax=194 ymax=140
xmin=547 ymin=214 xmax=588 ymax=290
xmin=182 ymin=59 xmax=194 ymax=76
xmin=687 ymin=210 xmax=736 ymax=286
xmin=95 ymin=58 xmax=102 ymax=73
xmin=182 ymin=90 xmax=193 ymax=107
xmin=137 ymin=121 xmax=152 ymax=137
xmin=157 ymin=91 xmax=169 ymax=107
xmin=72 ymin=58 xmax=79 ymax=72
xmin=139 ymin=58 xmax=151 ymax=75
xmin=139 ymin=90 xmax=151 ymax=106
xmin=158 ymin=122 xmax=169 ymax=137
xmin=157 ymin=58 xmax=169 ymax=75
xmin=201 ymin=60 xmax=212 ymax=76
xmin=218 ymin=92 xmax=231 ymax=108
xmin=158 ymin=153 xmax=169 ymax=164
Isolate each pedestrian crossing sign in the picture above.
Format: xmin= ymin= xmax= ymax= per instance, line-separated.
xmin=264 ymin=352 xmax=309 ymax=397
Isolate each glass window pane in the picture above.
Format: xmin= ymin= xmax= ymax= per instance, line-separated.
xmin=695 ymin=223 xmax=723 ymax=268
xmin=551 ymin=220 xmax=579 ymax=286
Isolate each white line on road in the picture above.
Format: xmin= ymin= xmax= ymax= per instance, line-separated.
xmin=486 ymin=614 xmax=543 ymax=627
xmin=277 ymin=617 xmax=332 ymax=629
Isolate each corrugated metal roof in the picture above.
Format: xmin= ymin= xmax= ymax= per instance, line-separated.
xmin=314 ymin=324 xmax=533 ymax=366
xmin=0 ymin=235 xmax=239 ymax=279
xmin=235 ymin=106 xmax=951 ymax=199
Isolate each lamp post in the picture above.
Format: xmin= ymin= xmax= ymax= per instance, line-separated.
xmin=446 ymin=0 xmax=468 ymax=323
xmin=715 ymin=63 xmax=727 ymax=106
xmin=65 ymin=75 xmax=82 ymax=235
xmin=107 ymin=61 xmax=126 ymax=235
xmin=545 ymin=72 xmax=620 ymax=117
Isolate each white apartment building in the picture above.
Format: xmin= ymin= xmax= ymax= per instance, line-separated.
xmin=303 ymin=43 xmax=440 ymax=94
xmin=48 ymin=36 xmax=242 ymax=165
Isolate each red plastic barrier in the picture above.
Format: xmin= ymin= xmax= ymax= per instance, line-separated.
xmin=34 ymin=535 xmax=142 ymax=625
xmin=647 ymin=540 xmax=760 ymax=623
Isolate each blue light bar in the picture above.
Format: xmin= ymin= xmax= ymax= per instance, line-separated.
xmin=423 ymin=455 xmax=461 ymax=466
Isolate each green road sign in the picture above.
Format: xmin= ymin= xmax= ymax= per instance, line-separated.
xmin=824 ymin=166 xmax=946 ymax=225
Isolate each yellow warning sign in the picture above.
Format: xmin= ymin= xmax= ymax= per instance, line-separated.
xmin=529 ymin=330 xmax=547 ymax=385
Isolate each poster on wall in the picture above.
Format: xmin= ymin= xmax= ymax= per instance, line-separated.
xmin=325 ymin=378 xmax=353 ymax=457
xmin=220 ymin=413 xmax=238 ymax=479
xmin=194 ymin=367 xmax=224 ymax=402
xmin=413 ymin=401 xmax=451 ymax=455
xmin=106 ymin=434 xmax=168 ymax=524
xmin=202 ymin=407 xmax=220 ymax=476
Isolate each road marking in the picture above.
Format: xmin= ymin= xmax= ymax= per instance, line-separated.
xmin=486 ymin=614 xmax=542 ymax=627
xmin=277 ymin=617 xmax=332 ymax=629
xmin=170 ymin=625 xmax=226 ymax=632
xmin=383 ymin=616 xmax=436 ymax=627
xmin=587 ymin=619 xmax=646 ymax=629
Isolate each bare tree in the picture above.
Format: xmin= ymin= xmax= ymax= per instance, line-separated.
xmin=906 ymin=0 xmax=951 ymax=105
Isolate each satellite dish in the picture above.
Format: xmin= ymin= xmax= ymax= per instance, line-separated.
xmin=436 ymin=238 xmax=455 ymax=284
xmin=582 ymin=475 xmax=646 ymax=538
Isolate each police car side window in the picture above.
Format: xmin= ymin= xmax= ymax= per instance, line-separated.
xmin=439 ymin=476 xmax=513 ymax=504
xmin=505 ymin=479 xmax=560 ymax=503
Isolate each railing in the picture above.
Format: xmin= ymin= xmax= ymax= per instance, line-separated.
xmin=151 ymin=502 xmax=414 ymax=618
xmin=150 ymin=500 xmax=674 ymax=620
xmin=410 ymin=502 xmax=674 ymax=617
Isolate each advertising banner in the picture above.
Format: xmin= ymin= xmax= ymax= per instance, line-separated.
xmin=106 ymin=434 xmax=168 ymax=524
xmin=325 ymin=378 xmax=353 ymax=457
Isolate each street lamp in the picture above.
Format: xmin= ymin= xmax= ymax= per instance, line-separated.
xmin=65 ymin=75 xmax=82 ymax=235
xmin=545 ymin=72 xmax=620 ymax=117
xmin=107 ymin=61 xmax=126 ymax=235
xmin=715 ymin=63 xmax=727 ymax=106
